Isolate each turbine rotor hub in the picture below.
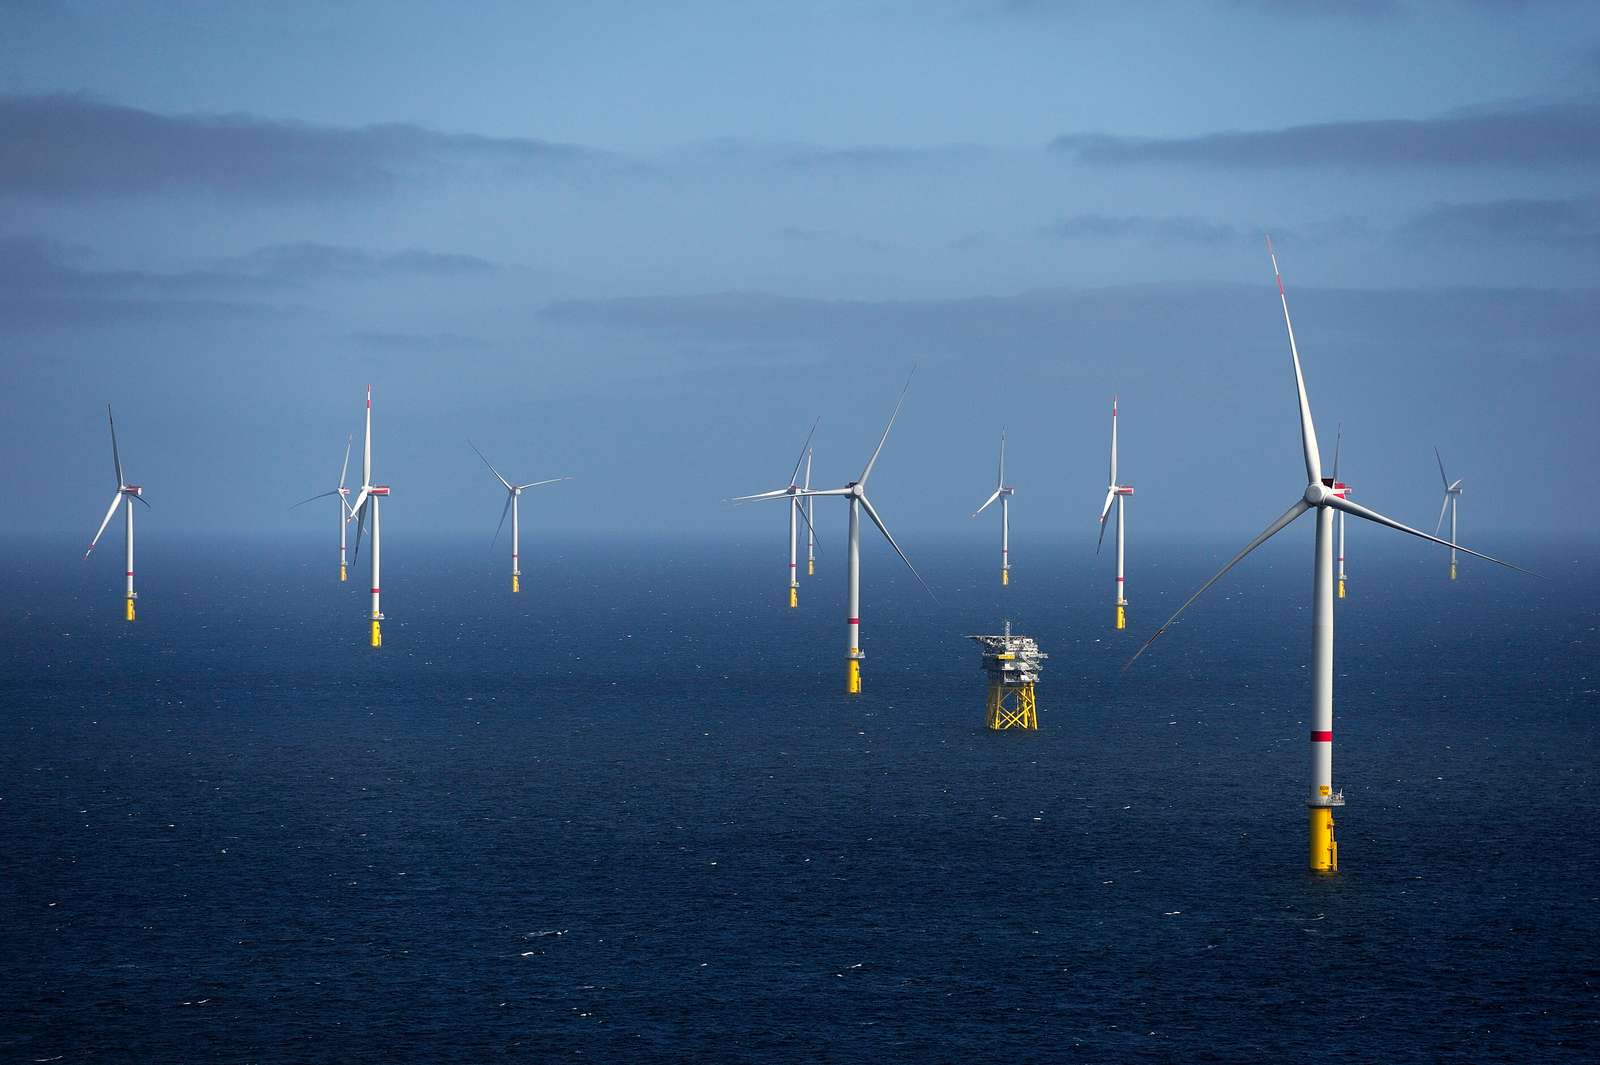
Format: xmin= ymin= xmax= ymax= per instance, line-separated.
xmin=1304 ymin=482 xmax=1329 ymax=506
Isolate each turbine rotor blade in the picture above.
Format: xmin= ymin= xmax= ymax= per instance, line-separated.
xmin=84 ymin=491 xmax=123 ymax=558
xmin=516 ymin=476 xmax=570 ymax=490
xmin=1327 ymin=494 xmax=1536 ymax=577
xmin=972 ymin=488 xmax=1001 ymax=518
xmin=347 ymin=487 xmax=370 ymax=521
xmin=1267 ymin=236 xmax=1323 ymax=483
xmin=491 ymin=491 xmax=513 ymax=551
xmin=1109 ymin=397 xmax=1118 ymax=487
xmin=1435 ymin=446 xmax=1450 ymax=490
xmin=789 ymin=416 xmax=821 ymax=488
xmin=469 ymin=440 xmax=514 ymax=492
xmin=107 ymin=404 xmax=125 ymax=487
xmin=803 ymin=449 xmax=812 ymax=492
xmin=351 ymin=502 xmax=368 ymax=565
xmin=794 ymin=495 xmax=821 ymax=556
xmin=859 ymin=367 xmax=915 ymax=485
xmin=291 ymin=489 xmax=341 ymax=510
xmin=731 ymin=487 xmax=796 ymax=504
xmin=1332 ymin=423 xmax=1342 ymax=484
xmin=859 ymin=494 xmax=937 ymax=602
xmin=133 ymin=493 xmax=151 ymax=509
xmin=339 ymin=434 xmax=352 ymax=491
xmin=998 ymin=429 xmax=1006 ymax=489
xmin=1127 ymin=498 xmax=1312 ymax=669
xmin=1434 ymin=493 xmax=1450 ymax=536
xmin=1096 ymin=487 xmax=1116 ymax=554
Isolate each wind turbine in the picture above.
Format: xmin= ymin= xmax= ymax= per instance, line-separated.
xmin=83 ymin=404 xmax=149 ymax=621
xmin=797 ymin=371 xmax=934 ymax=694
xmin=1096 ymin=398 xmax=1134 ymax=629
xmin=346 ymin=386 xmax=390 ymax=648
xmin=469 ymin=441 xmax=569 ymax=593
xmin=732 ymin=419 xmax=821 ymax=608
xmin=1128 ymin=239 xmax=1529 ymax=874
xmin=291 ymin=435 xmax=354 ymax=581
xmin=1434 ymin=447 xmax=1464 ymax=580
xmin=971 ymin=430 xmax=1015 ymax=585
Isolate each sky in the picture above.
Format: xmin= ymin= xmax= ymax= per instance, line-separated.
xmin=1 ymin=0 xmax=1596 ymax=551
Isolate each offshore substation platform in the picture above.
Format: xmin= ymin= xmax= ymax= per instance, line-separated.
xmin=968 ymin=621 xmax=1047 ymax=730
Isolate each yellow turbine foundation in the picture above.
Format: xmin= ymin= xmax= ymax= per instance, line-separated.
xmin=1450 ymin=562 xmax=1457 ymax=581
xmin=1308 ymin=806 xmax=1337 ymax=873
xmin=789 ymin=586 xmax=798 ymax=608
xmin=370 ymin=619 xmax=382 ymax=648
xmin=1001 ymin=568 xmax=1009 ymax=586
xmin=1115 ymin=604 xmax=1126 ymax=630
xmin=846 ymin=655 xmax=862 ymax=694
xmin=125 ymin=598 xmax=136 ymax=622
xmin=1338 ymin=578 xmax=1346 ymax=599
xmin=808 ymin=559 xmax=814 ymax=576
xmin=985 ymin=682 xmax=1038 ymax=730
xmin=512 ymin=574 xmax=520 ymax=593
xmin=340 ymin=564 xmax=347 ymax=582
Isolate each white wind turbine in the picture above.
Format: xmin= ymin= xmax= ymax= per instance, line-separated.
xmin=804 ymin=448 xmax=816 ymax=578
xmin=795 ymin=372 xmax=934 ymax=694
xmin=1128 ymin=239 xmax=1530 ymax=874
xmin=469 ymin=441 xmax=569 ymax=593
xmin=971 ymin=430 xmax=1015 ymax=586
xmin=1096 ymin=397 xmax=1135 ymax=629
xmin=345 ymin=386 xmax=390 ymax=648
xmin=1433 ymin=447 xmax=1465 ymax=580
xmin=731 ymin=418 xmax=822 ymax=608
xmin=291 ymin=435 xmax=354 ymax=582
xmin=83 ymin=404 xmax=149 ymax=622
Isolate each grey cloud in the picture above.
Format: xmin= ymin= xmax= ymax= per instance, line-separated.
xmin=1052 ymin=100 xmax=1600 ymax=168
xmin=1404 ymin=198 xmax=1600 ymax=247
xmin=219 ymin=243 xmax=498 ymax=282
xmin=1045 ymin=214 xmax=1241 ymax=245
xmin=0 ymin=94 xmax=600 ymax=199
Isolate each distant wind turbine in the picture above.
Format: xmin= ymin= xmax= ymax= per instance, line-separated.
xmin=795 ymin=371 xmax=934 ymax=693
xmin=1433 ymin=447 xmax=1465 ymax=580
xmin=971 ymin=430 xmax=1015 ymax=586
xmin=291 ymin=435 xmax=354 ymax=582
xmin=1096 ymin=397 xmax=1134 ymax=629
xmin=83 ymin=404 xmax=149 ymax=621
xmin=732 ymin=418 xmax=821 ymax=608
xmin=1128 ymin=239 xmax=1531 ymax=874
xmin=346 ymin=386 xmax=390 ymax=647
xmin=470 ymin=441 xmax=569 ymax=593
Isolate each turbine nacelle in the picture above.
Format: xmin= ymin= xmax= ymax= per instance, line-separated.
xmin=122 ymin=485 xmax=143 ymax=497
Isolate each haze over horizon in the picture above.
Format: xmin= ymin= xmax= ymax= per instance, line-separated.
xmin=2 ymin=0 xmax=1596 ymax=542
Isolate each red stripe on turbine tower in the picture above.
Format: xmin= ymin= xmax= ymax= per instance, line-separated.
xmin=846 ymin=617 xmax=859 ymax=624
xmin=1311 ymin=731 xmax=1333 ymax=742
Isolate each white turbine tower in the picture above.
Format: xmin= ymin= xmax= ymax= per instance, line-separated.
xmin=805 ymin=448 xmax=816 ymax=577
xmin=291 ymin=435 xmax=354 ymax=581
xmin=1434 ymin=447 xmax=1465 ymax=580
xmin=1128 ymin=239 xmax=1529 ymax=874
xmin=971 ymin=430 xmax=1015 ymax=586
xmin=346 ymin=386 xmax=390 ymax=648
xmin=797 ymin=372 xmax=933 ymax=694
xmin=470 ymin=441 xmax=569 ymax=593
xmin=84 ymin=404 xmax=149 ymax=621
xmin=732 ymin=419 xmax=821 ymax=608
xmin=1331 ymin=427 xmax=1351 ymax=599
xmin=1096 ymin=398 xmax=1135 ymax=629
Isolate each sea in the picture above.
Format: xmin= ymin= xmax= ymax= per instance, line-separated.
xmin=1 ymin=532 xmax=1595 ymax=1063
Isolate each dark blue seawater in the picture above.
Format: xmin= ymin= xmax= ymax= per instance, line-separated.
xmin=2 ymin=532 xmax=1596 ymax=1062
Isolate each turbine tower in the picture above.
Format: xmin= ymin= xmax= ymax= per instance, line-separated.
xmin=1129 ymin=239 xmax=1528 ymax=874
xmin=732 ymin=419 xmax=821 ymax=608
xmin=346 ymin=386 xmax=390 ymax=647
xmin=796 ymin=371 xmax=934 ymax=694
xmin=1096 ymin=398 xmax=1134 ymax=629
xmin=84 ymin=404 xmax=149 ymax=621
xmin=971 ymin=431 xmax=1015 ymax=585
xmin=804 ymin=448 xmax=816 ymax=577
xmin=1434 ymin=447 xmax=1464 ymax=580
xmin=291 ymin=435 xmax=354 ymax=581
xmin=470 ymin=442 xmax=568 ymax=593
xmin=1332 ymin=427 xmax=1351 ymax=599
